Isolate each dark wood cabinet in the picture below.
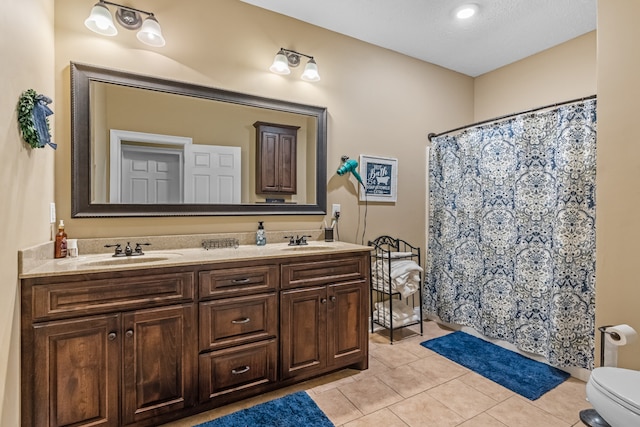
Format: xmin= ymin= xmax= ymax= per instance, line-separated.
xmin=30 ymin=304 xmax=197 ymax=427
xmin=327 ymin=281 xmax=368 ymax=367
xmin=253 ymin=122 xmax=300 ymax=194
xmin=22 ymin=269 xmax=197 ymax=427
xmin=22 ymin=250 xmax=369 ymax=427
xmin=33 ymin=315 xmax=120 ymax=427
xmin=197 ymin=264 xmax=279 ymax=406
xmin=280 ymin=255 xmax=369 ymax=381
xmin=122 ymin=305 xmax=197 ymax=425
xmin=281 ymin=286 xmax=327 ymax=379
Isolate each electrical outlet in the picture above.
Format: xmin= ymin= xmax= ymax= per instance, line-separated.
xmin=49 ymin=202 xmax=56 ymax=224
xmin=332 ymin=203 xmax=341 ymax=218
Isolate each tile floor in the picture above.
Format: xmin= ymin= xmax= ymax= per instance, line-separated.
xmin=163 ymin=321 xmax=593 ymax=427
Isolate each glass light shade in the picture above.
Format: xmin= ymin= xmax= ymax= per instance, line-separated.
xmin=136 ymin=16 xmax=166 ymax=47
xmin=301 ymin=59 xmax=320 ymax=82
xmin=84 ymin=3 xmax=117 ymax=36
xmin=269 ymin=50 xmax=291 ymax=75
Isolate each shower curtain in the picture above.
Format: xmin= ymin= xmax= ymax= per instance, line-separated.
xmin=424 ymin=99 xmax=596 ymax=369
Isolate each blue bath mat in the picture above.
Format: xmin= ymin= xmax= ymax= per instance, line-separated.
xmin=194 ymin=391 xmax=334 ymax=427
xmin=421 ymin=331 xmax=570 ymax=400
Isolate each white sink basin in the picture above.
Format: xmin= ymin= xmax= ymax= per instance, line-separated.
xmin=61 ymin=252 xmax=184 ymax=267
xmin=280 ymin=245 xmax=334 ymax=252
xmin=81 ymin=256 xmax=174 ymax=267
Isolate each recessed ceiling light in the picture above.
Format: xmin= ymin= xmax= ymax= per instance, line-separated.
xmin=455 ymin=4 xmax=479 ymax=20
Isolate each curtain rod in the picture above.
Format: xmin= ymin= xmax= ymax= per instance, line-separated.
xmin=427 ymin=94 xmax=597 ymax=142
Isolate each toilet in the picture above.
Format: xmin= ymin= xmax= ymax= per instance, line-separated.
xmin=586 ymin=367 xmax=640 ymax=427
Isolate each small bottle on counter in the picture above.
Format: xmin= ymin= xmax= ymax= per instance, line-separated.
xmin=256 ymin=221 xmax=267 ymax=246
xmin=54 ymin=220 xmax=68 ymax=258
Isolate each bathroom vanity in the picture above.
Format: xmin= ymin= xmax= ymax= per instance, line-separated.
xmin=20 ymin=241 xmax=370 ymax=427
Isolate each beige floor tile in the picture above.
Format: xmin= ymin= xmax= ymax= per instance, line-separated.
xmin=487 ymin=395 xmax=571 ymax=427
xmin=310 ymin=387 xmax=363 ymax=426
xmin=342 ymin=407 xmax=409 ymax=427
xmin=376 ymin=364 xmax=440 ymax=398
xmin=427 ymin=378 xmax=499 ymax=418
xmin=338 ymin=375 xmax=404 ymax=415
xmin=457 ymin=412 xmax=508 ymax=427
xmin=370 ymin=342 xmax=421 ymax=368
xmin=407 ymin=353 xmax=469 ymax=385
xmin=351 ymin=355 xmax=391 ymax=380
xmin=394 ymin=338 xmax=440 ymax=358
xmin=161 ymin=322 xmax=589 ymax=427
xmin=422 ymin=321 xmax=455 ymax=338
xmin=308 ymin=374 xmax=357 ymax=395
xmin=389 ymin=391 xmax=466 ymax=427
xmin=372 ymin=325 xmax=424 ymax=343
xmin=530 ymin=377 xmax=591 ymax=425
xmin=457 ymin=371 xmax=514 ymax=402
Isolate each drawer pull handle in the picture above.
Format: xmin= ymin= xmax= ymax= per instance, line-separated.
xmin=321 ymin=298 xmax=327 ymax=304
xmin=231 ymin=317 xmax=251 ymax=324
xmin=231 ymin=366 xmax=250 ymax=375
xmin=125 ymin=329 xmax=134 ymax=338
xmin=231 ymin=278 xmax=251 ymax=284
xmin=107 ymin=332 xmax=116 ymax=341
xmin=330 ymin=296 xmax=337 ymax=302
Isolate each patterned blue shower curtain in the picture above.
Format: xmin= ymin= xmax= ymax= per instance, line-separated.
xmin=424 ymin=99 xmax=596 ymax=369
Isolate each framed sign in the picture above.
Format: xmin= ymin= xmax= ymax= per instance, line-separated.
xmin=359 ymin=155 xmax=398 ymax=202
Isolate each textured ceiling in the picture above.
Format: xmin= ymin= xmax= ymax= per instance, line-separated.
xmin=240 ymin=0 xmax=596 ymax=77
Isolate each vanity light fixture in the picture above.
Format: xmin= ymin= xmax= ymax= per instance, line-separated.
xmin=84 ymin=0 xmax=166 ymax=47
xmin=269 ymin=48 xmax=321 ymax=82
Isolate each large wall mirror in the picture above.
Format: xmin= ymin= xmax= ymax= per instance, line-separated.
xmin=71 ymin=62 xmax=327 ymax=217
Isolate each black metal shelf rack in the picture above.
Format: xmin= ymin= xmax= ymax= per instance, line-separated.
xmin=368 ymin=235 xmax=424 ymax=344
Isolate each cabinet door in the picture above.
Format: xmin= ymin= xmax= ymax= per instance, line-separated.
xmin=276 ymin=133 xmax=297 ymax=193
xmin=122 ymin=304 xmax=197 ymax=425
xmin=327 ymin=280 xmax=369 ymax=369
xmin=254 ymin=122 xmax=298 ymax=194
xmin=33 ymin=315 xmax=120 ymax=427
xmin=280 ymin=286 xmax=327 ymax=379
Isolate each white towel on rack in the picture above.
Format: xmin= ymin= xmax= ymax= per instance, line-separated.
xmin=372 ymin=259 xmax=422 ymax=298
xmin=373 ymin=300 xmax=419 ymax=328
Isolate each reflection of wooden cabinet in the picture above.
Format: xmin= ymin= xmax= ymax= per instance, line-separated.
xmin=253 ymin=122 xmax=300 ymax=194
xmin=280 ymin=255 xmax=369 ymax=381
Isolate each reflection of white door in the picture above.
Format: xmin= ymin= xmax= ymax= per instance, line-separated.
xmin=109 ymin=130 xmax=242 ymax=204
xmin=121 ymin=146 xmax=183 ymax=203
xmin=110 ymin=130 xmax=192 ymax=203
xmin=184 ymin=145 xmax=241 ymax=203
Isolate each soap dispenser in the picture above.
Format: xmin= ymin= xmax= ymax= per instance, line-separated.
xmin=256 ymin=221 xmax=266 ymax=246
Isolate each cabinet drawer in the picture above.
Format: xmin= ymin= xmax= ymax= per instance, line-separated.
xmin=199 ymin=293 xmax=277 ymax=351
xmin=199 ymin=339 xmax=277 ymax=401
xmin=31 ymin=272 xmax=195 ymax=321
xmin=281 ymin=255 xmax=368 ymax=289
xmin=199 ymin=265 xmax=278 ymax=298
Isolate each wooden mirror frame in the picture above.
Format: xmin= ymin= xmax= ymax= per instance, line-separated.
xmin=70 ymin=62 xmax=327 ymax=217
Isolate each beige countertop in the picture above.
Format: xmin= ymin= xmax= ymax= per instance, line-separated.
xmin=19 ymin=240 xmax=371 ymax=279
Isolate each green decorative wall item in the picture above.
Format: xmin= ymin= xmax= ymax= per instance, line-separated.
xmin=18 ymin=89 xmax=56 ymax=149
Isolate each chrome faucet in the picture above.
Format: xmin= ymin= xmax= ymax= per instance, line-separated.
xmin=104 ymin=243 xmax=124 ymax=257
xmin=296 ymin=235 xmax=311 ymax=245
xmin=105 ymin=242 xmax=151 ymax=257
xmin=284 ymin=235 xmax=312 ymax=246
